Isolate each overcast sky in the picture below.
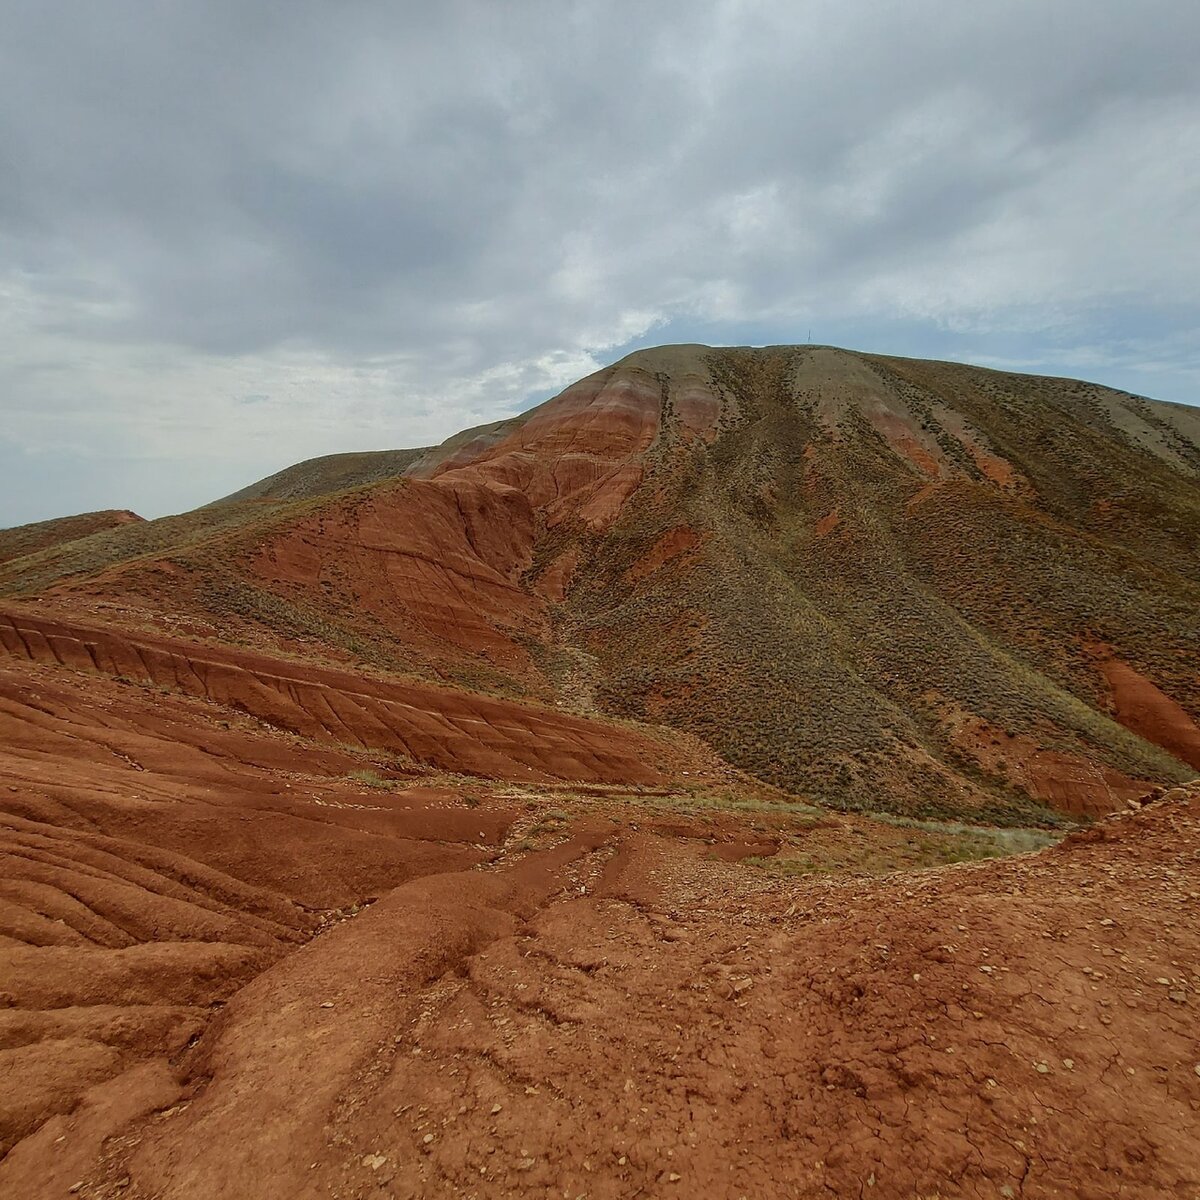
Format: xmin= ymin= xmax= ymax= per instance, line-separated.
xmin=2 ymin=1 xmax=1198 ymax=525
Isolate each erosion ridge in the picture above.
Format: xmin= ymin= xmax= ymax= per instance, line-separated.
xmin=0 ymin=603 xmax=717 ymax=785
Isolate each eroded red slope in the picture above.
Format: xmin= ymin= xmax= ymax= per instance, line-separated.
xmin=3 ymin=684 xmax=1195 ymax=1200
xmin=412 ymin=351 xmax=720 ymax=530
xmin=0 ymin=604 xmax=715 ymax=786
xmin=249 ymin=476 xmax=546 ymax=675
xmin=4 ymin=343 xmax=1197 ymax=827
xmin=0 ymin=656 xmax=516 ymax=1159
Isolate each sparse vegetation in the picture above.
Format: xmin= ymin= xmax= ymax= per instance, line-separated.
xmin=4 ymin=344 xmax=1196 ymax=826
xmin=557 ymin=347 xmax=1198 ymax=819
xmin=746 ymin=815 xmax=1063 ymax=878
xmin=347 ymin=768 xmax=396 ymax=790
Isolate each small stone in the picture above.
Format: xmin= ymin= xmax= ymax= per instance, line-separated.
xmin=1034 ymin=1062 xmax=1050 ymax=1074
xmin=320 ymin=1001 xmax=334 ymax=1009
xmin=423 ymin=1133 xmax=435 ymax=1145
xmin=1062 ymin=1058 xmax=1074 ymax=1070
xmin=68 ymin=1186 xmax=84 ymax=1196
xmin=516 ymin=1157 xmax=536 ymax=1171
xmin=668 ymin=1173 xmax=682 ymax=1182
xmin=491 ymin=1103 xmax=503 ymax=1114
xmin=1193 ymin=1064 xmax=1200 ymax=1077
xmin=361 ymin=1153 xmax=387 ymax=1171
xmin=1155 ymin=977 xmax=1171 ymax=985
xmin=1168 ymin=990 xmax=1187 ymax=1003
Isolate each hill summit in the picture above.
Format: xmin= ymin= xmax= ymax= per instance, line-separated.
xmin=2 ymin=344 xmax=1198 ymax=821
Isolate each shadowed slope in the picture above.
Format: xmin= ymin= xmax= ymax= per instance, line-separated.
xmin=548 ymin=346 xmax=1200 ymax=819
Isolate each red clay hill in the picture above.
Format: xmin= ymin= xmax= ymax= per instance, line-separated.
xmin=1 ymin=344 xmax=1198 ymax=1198
xmin=4 ymin=344 xmax=1198 ymax=819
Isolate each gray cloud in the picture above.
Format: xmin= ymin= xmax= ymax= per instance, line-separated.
xmin=1 ymin=0 xmax=1197 ymax=523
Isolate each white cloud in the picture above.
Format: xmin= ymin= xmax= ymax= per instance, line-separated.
xmin=0 ymin=0 xmax=1197 ymax=523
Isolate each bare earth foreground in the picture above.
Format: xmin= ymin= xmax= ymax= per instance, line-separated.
xmin=0 ymin=639 xmax=1197 ymax=1199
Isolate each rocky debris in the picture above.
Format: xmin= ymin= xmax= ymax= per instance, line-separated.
xmin=1 ymin=773 xmax=1194 ymax=1199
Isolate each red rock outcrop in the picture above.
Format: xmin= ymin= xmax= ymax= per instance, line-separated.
xmin=1099 ymin=655 xmax=1200 ymax=770
xmin=625 ymin=526 xmax=702 ymax=583
xmin=949 ymin=710 xmax=1155 ymax=817
xmin=414 ymin=357 xmax=720 ymax=531
xmin=251 ymin=475 xmax=545 ymax=671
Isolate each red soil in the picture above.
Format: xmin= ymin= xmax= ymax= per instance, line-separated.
xmin=950 ymin=711 xmax=1155 ymax=817
xmin=533 ymin=546 xmax=579 ymax=603
xmin=1 ymin=631 xmax=1197 ymax=1198
xmin=3 ymin=652 xmax=1196 ymax=1200
xmin=1099 ymin=655 xmax=1200 ymax=771
xmin=421 ymin=367 xmax=671 ymax=531
xmin=0 ymin=604 xmax=720 ymax=786
xmin=813 ymin=508 xmax=841 ymax=537
xmin=892 ymin=432 xmax=943 ymax=478
xmin=625 ymin=527 xmax=702 ymax=583
xmin=0 ymin=656 xmax=513 ymax=1162
xmin=252 ymin=476 xmax=545 ymax=672
xmin=936 ymin=407 xmax=1021 ymax=488
xmin=672 ymin=376 xmax=723 ymax=441
xmin=3 ymin=346 xmax=1198 ymax=1196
